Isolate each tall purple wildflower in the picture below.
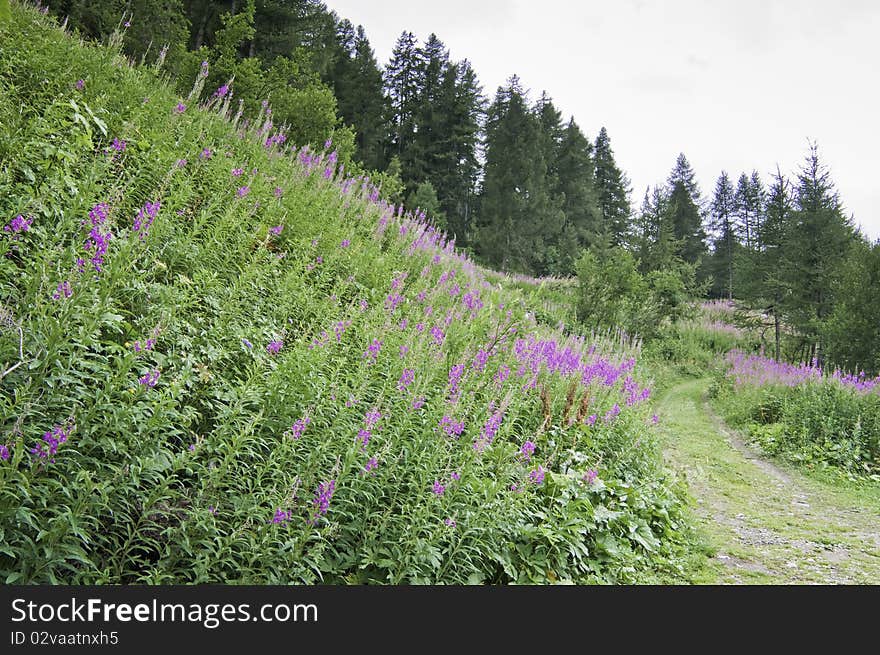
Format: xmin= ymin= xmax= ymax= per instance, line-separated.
xmin=398 ymin=369 xmax=415 ymax=393
xmin=266 ymin=340 xmax=283 ymax=355
xmin=286 ymin=416 xmax=310 ymax=440
xmin=30 ymin=421 xmax=74 ymax=463
xmin=474 ymin=410 xmax=504 ymax=453
xmin=311 ymin=480 xmax=336 ymax=522
xmin=3 ymin=215 xmax=33 ymax=234
xmin=132 ymin=200 xmax=160 ymax=241
xmin=363 ymin=339 xmax=382 ymax=364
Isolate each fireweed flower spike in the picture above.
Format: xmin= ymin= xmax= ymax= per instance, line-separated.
xmin=311 ymin=480 xmax=336 ymax=523
xmin=266 ymin=340 xmax=283 ymax=355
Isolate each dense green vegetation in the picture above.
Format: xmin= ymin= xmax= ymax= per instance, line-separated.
xmin=0 ymin=4 xmax=699 ymax=584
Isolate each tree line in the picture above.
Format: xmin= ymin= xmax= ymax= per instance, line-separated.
xmin=40 ymin=0 xmax=880 ymax=373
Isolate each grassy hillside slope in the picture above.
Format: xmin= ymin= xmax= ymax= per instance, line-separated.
xmin=0 ymin=4 xmax=691 ymax=584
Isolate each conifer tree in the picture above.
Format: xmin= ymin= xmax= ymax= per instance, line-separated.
xmin=709 ymin=171 xmax=738 ymax=299
xmin=665 ymin=153 xmax=707 ymax=267
xmin=781 ymin=143 xmax=855 ymax=363
xmin=593 ymin=127 xmax=632 ymax=247
xmin=477 ymin=77 xmax=562 ymax=274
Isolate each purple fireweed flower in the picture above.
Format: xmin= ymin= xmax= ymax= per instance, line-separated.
xmin=52 ymin=281 xmax=72 ymax=300
xmin=132 ymin=200 xmax=160 ymax=241
xmin=432 ymin=480 xmax=446 ymax=496
xmin=138 ymin=370 xmax=160 ymax=388
xmin=439 ymin=416 xmax=465 ymax=438
xmin=520 ymin=440 xmax=536 ymax=462
xmin=583 ymin=469 xmax=599 ymax=485
xmin=586 ymin=414 xmax=598 ymax=426
xmin=333 ymin=321 xmax=351 ymax=342
xmin=444 ymin=518 xmax=456 ymax=528
xmin=174 ymin=102 xmax=186 ymax=114
xmin=4 ymin=215 xmax=33 ymax=234
xmin=236 ymin=186 xmax=250 ymax=197
xmin=358 ymin=299 xmax=368 ymax=311
xmin=430 ymin=326 xmax=445 ymax=346
xmin=364 ymin=457 xmax=379 ymax=475
xmin=385 ymin=293 xmax=403 ymax=312
xmin=399 ymin=319 xmax=409 ymax=331
xmin=604 ymin=403 xmax=621 ymax=424
xmin=494 ymin=365 xmax=510 ymax=388
xmin=1 ymin=444 xmax=11 ymax=461
xmin=176 ymin=158 xmax=187 ymax=168
xmin=200 ymin=148 xmax=212 ymax=159
xmin=399 ymin=345 xmax=409 ymax=359
xmin=111 ymin=137 xmax=126 ymax=152
xmin=324 ymin=138 xmax=333 ymax=149
xmin=274 ymin=187 xmax=283 ymax=198
xmin=363 ymin=339 xmax=382 ymax=363
xmin=474 ymin=410 xmax=504 ymax=453
xmin=529 ymin=466 xmax=546 ymax=485
xmin=232 ymin=168 xmax=244 ymax=177
xmin=472 ymin=349 xmax=489 ymax=373
xmin=411 ymin=397 xmax=426 ymax=411
xmin=75 ymin=79 xmax=85 ymax=90
xmin=364 ymin=408 xmax=382 ymax=430
xmin=271 ymin=508 xmax=291 ymax=525
xmin=266 ymin=340 xmax=283 ymax=355
xmin=287 ymin=416 xmax=310 ymax=440
xmin=311 ymin=480 xmax=336 ymax=522
xmin=652 ymin=414 xmax=660 ymax=425
xmin=340 ymin=239 xmax=351 ymax=248
xmin=31 ymin=422 xmax=74 ymax=463
xmin=213 ymin=85 xmax=229 ymax=99
xmin=269 ymin=225 xmax=284 ymax=236
xmin=357 ymin=428 xmax=372 ymax=449
xmin=447 ymin=364 xmax=465 ymax=402
xmin=398 ymin=368 xmax=415 ymax=392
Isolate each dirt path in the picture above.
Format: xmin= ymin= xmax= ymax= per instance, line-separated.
xmin=657 ymin=378 xmax=880 ymax=584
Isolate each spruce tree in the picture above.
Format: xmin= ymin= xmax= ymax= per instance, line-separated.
xmin=476 ymin=77 xmax=562 ymax=274
xmin=782 ymin=143 xmax=855 ymax=363
xmin=554 ymin=118 xmax=601 ymax=273
xmin=665 ymin=153 xmax=707 ymax=267
xmin=709 ymin=171 xmax=738 ymax=299
xmin=593 ymin=127 xmax=632 ymax=247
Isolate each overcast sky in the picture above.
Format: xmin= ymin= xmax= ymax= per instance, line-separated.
xmin=325 ymin=0 xmax=880 ymax=240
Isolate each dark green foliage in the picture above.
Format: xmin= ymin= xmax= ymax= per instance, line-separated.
xmin=824 ymin=240 xmax=880 ymax=375
xmin=593 ymin=127 xmax=631 ymax=247
xmin=708 ymin=171 xmax=738 ymax=300
xmin=665 ymin=153 xmax=707 ymax=267
xmin=476 ymin=77 xmax=563 ymax=275
xmin=575 ymin=247 xmax=696 ymax=340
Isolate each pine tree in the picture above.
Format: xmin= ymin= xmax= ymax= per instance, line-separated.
xmin=593 ymin=127 xmax=632 ymax=247
xmin=665 ymin=153 xmax=707 ymax=267
xmin=476 ymin=77 xmax=562 ymax=274
xmin=709 ymin=171 xmax=738 ymax=299
xmin=384 ymin=31 xmax=423 ymax=161
xmin=634 ymin=186 xmax=677 ymax=274
xmin=734 ymin=171 xmax=765 ymax=251
xmin=330 ymin=23 xmax=388 ymax=170
xmin=554 ymin=118 xmax=601 ymax=273
xmin=781 ymin=143 xmax=855 ymax=363
xmin=433 ymin=59 xmax=484 ymax=246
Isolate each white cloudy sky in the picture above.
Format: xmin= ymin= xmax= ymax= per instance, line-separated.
xmin=325 ymin=0 xmax=880 ymax=239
